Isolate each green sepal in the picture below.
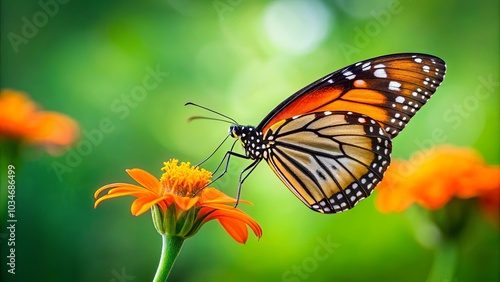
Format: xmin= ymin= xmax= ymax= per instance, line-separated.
xmin=184 ymin=209 xmax=215 ymax=238
xmin=177 ymin=207 xmax=198 ymax=237
xmin=151 ymin=204 xmax=166 ymax=235
xmin=164 ymin=203 xmax=177 ymax=235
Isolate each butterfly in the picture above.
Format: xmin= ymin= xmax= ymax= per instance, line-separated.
xmin=192 ymin=53 xmax=446 ymax=214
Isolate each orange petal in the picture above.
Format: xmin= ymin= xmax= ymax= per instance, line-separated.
xmin=218 ymin=216 xmax=249 ymax=244
xmin=376 ymin=145 xmax=500 ymax=212
xmin=407 ymin=145 xmax=497 ymax=208
xmin=375 ymin=160 xmax=415 ymax=213
xmin=172 ymin=195 xmax=200 ymax=211
xmin=0 ymin=89 xmax=79 ymax=152
xmin=201 ymin=202 xmax=249 ymax=213
xmin=156 ymin=201 xmax=168 ymax=211
xmin=0 ymin=89 xmax=37 ymax=137
xmin=479 ymin=186 xmax=500 ymax=227
xmin=375 ymin=186 xmax=414 ymax=213
xmin=200 ymin=207 xmax=262 ymax=242
xmin=200 ymin=188 xmax=231 ymax=200
xmin=94 ymin=193 xmax=127 ymax=208
xmin=200 ymin=187 xmax=252 ymax=205
xmin=455 ymin=165 xmax=500 ymax=198
xmin=105 ymin=188 xmax=154 ymax=199
xmin=131 ymin=195 xmax=167 ymax=216
xmin=94 ymin=183 xmax=147 ymax=198
xmin=94 ymin=189 xmax=153 ymax=208
xmin=28 ymin=111 xmax=79 ymax=146
xmin=413 ymin=181 xmax=454 ymax=210
xmin=126 ymin=169 xmax=161 ymax=193
xmin=162 ymin=193 xmax=176 ymax=207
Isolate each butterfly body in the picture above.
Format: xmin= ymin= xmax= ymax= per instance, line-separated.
xmin=225 ymin=53 xmax=446 ymax=214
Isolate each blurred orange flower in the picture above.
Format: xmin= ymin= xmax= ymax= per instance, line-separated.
xmin=0 ymin=89 xmax=79 ymax=151
xmin=94 ymin=159 xmax=262 ymax=243
xmin=376 ymin=145 xmax=500 ymax=218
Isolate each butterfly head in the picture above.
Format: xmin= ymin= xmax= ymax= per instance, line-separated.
xmin=229 ymin=125 xmax=266 ymax=159
xmin=228 ymin=125 xmax=242 ymax=139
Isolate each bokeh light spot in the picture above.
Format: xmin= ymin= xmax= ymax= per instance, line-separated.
xmin=263 ymin=0 xmax=332 ymax=54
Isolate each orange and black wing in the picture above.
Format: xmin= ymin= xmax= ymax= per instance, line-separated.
xmin=264 ymin=111 xmax=392 ymax=213
xmin=257 ymin=53 xmax=446 ymax=139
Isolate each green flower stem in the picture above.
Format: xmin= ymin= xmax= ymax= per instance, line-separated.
xmin=153 ymin=235 xmax=185 ymax=282
xmin=426 ymin=239 xmax=458 ymax=282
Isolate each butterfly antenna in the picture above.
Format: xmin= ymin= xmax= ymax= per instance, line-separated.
xmin=187 ymin=116 xmax=234 ymax=124
xmin=185 ymin=102 xmax=239 ymax=125
xmin=195 ymin=134 xmax=231 ymax=167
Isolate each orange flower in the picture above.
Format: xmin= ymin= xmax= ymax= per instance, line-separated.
xmin=373 ymin=159 xmax=415 ymax=213
xmin=376 ymin=145 xmax=500 ymax=213
xmin=479 ymin=187 xmax=500 ymax=226
xmin=0 ymin=89 xmax=79 ymax=151
xmin=94 ymin=159 xmax=262 ymax=243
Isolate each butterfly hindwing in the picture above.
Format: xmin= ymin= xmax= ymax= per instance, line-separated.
xmin=264 ymin=111 xmax=392 ymax=213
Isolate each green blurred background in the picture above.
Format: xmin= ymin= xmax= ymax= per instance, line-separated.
xmin=1 ymin=0 xmax=498 ymax=281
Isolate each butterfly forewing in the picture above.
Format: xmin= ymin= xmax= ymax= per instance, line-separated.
xmin=258 ymin=53 xmax=446 ymax=139
xmin=264 ymin=111 xmax=392 ymax=213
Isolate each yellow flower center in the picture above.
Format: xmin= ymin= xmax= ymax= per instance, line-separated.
xmin=160 ymin=159 xmax=212 ymax=197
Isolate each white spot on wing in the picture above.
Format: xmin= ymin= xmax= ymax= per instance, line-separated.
xmin=389 ymin=81 xmax=402 ymax=91
xmin=374 ymin=69 xmax=387 ymax=78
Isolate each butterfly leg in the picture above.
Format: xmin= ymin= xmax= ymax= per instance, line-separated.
xmin=209 ymin=150 xmax=250 ymax=184
xmin=233 ymin=158 xmax=261 ymax=208
xmin=209 ymin=139 xmax=240 ymax=177
xmin=198 ymin=148 xmax=260 ymax=209
xmin=197 ymin=147 xmax=250 ymax=194
xmin=206 ymin=144 xmax=247 ymax=189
